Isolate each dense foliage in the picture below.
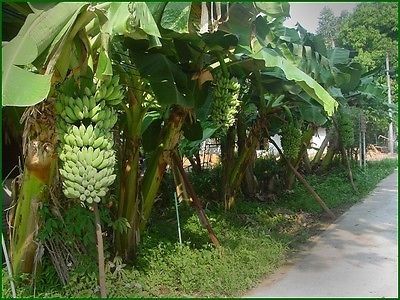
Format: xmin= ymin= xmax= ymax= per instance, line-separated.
xmin=1 ymin=2 xmax=397 ymax=298
xmin=338 ymin=3 xmax=398 ymax=71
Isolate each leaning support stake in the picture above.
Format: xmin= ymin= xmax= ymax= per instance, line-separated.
xmin=172 ymin=152 xmax=220 ymax=247
xmin=174 ymin=192 xmax=183 ymax=245
xmin=269 ymin=138 xmax=335 ymax=219
xmin=340 ymin=144 xmax=359 ymax=193
xmin=93 ymin=204 xmax=107 ymax=298
xmin=2 ymin=234 xmax=16 ymax=298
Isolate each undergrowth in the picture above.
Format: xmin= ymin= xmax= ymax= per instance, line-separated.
xmin=2 ymin=158 xmax=397 ymax=298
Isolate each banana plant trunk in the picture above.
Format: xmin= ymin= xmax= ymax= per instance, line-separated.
xmin=11 ymin=141 xmax=57 ymax=275
xmin=140 ymin=106 xmax=187 ymax=231
xmin=221 ymin=127 xmax=235 ymax=209
xmin=187 ymin=155 xmax=202 ymax=173
xmin=321 ymin=128 xmax=339 ymax=171
xmin=115 ymin=134 xmax=141 ymax=260
xmin=311 ymin=127 xmax=334 ymax=167
xmin=11 ymin=103 xmax=57 ymax=276
xmin=237 ymin=115 xmax=258 ymax=197
xmin=117 ymin=106 xmax=186 ymax=260
xmin=115 ymin=73 xmax=145 ymax=261
xmin=223 ymin=120 xmax=261 ymax=209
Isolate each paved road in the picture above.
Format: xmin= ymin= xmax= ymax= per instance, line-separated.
xmin=247 ymin=171 xmax=398 ymax=298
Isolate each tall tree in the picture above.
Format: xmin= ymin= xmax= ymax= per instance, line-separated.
xmin=337 ymin=3 xmax=398 ymax=71
xmin=338 ymin=2 xmax=398 ymax=145
xmin=316 ymin=7 xmax=339 ymax=49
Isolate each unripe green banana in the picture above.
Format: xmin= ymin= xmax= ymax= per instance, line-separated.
xmin=106 ymin=87 xmax=121 ymax=100
xmin=104 ymin=85 xmax=115 ymax=99
xmin=72 ymin=104 xmax=84 ymax=120
xmin=97 ymin=189 xmax=106 ymax=197
xmin=97 ymin=158 xmax=109 ymax=170
xmin=111 ymin=75 xmax=119 ymax=86
xmin=84 ymin=87 xmax=92 ymax=97
xmin=75 ymin=135 xmax=84 ymax=147
xmin=92 ymin=152 xmax=104 ymax=168
xmin=65 ymin=106 xmax=77 ymax=122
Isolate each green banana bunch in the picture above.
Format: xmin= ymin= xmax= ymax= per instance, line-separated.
xmin=94 ymin=75 xmax=125 ymax=106
xmin=337 ymin=110 xmax=355 ymax=149
xmin=56 ymin=94 xmax=98 ymax=124
xmin=281 ymin=123 xmax=302 ymax=160
xmin=210 ymin=71 xmax=241 ymax=135
xmin=56 ymin=75 xmax=123 ymax=205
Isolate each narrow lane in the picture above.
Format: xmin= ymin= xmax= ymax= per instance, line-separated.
xmin=247 ymin=171 xmax=398 ymax=297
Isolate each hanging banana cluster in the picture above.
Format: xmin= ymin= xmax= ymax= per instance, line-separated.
xmin=337 ymin=110 xmax=355 ymax=149
xmin=56 ymin=75 xmax=125 ymax=204
xmin=210 ymin=71 xmax=241 ymax=135
xmin=281 ymin=123 xmax=302 ymax=160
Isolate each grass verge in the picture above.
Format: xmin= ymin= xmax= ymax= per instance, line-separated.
xmin=2 ymin=158 xmax=397 ymax=298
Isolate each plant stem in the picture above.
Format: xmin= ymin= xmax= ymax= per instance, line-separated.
xmin=93 ymin=204 xmax=107 ymax=298
xmin=216 ymin=53 xmax=229 ymax=77
xmin=140 ymin=107 xmax=187 ymax=231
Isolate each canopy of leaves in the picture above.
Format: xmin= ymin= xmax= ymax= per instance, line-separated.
xmin=337 ymin=3 xmax=398 ymax=71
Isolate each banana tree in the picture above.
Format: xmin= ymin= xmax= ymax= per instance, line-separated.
xmin=269 ymin=21 xmax=369 ymax=190
xmin=2 ymin=0 xmax=164 ymax=279
xmin=111 ymin=2 xmax=224 ymax=260
xmin=2 ymin=2 xmax=98 ymax=276
xmin=201 ymin=4 xmax=338 ymax=208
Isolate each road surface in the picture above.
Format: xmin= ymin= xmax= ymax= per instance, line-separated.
xmin=247 ymin=171 xmax=398 ymax=297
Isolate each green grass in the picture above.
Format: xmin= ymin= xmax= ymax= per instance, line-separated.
xmin=279 ymin=158 xmax=398 ymax=213
xmin=2 ymin=158 xmax=397 ymax=298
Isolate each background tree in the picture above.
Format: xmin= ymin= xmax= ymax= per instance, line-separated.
xmin=316 ymin=6 xmax=340 ymax=49
xmin=337 ymin=3 xmax=398 ymax=71
xmin=337 ymin=2 xmax=398 ymax=148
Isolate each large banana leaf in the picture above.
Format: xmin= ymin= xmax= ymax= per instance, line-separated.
xmin=131 ymin=52 xmax=193 ymax=107
xmin=297 ymin=99 xmax=328 ymax=126
xmin=106 ymin=2 xmax=160 ymax=38
xmin=218 ymin=3 xmax=257 ymax=53
xmin=160 ymin=2 xmax=191 ymax=33
xmin=252 ymin=47 xmax=338 ymax=116
xmin=2 ymin=3 xmax=85 ymax=107
xmin=254 ymin=2 xmax=290 ymax=17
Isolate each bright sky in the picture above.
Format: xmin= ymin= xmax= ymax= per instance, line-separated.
xmin=284 ymin=2 xmax=359 ymax=33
